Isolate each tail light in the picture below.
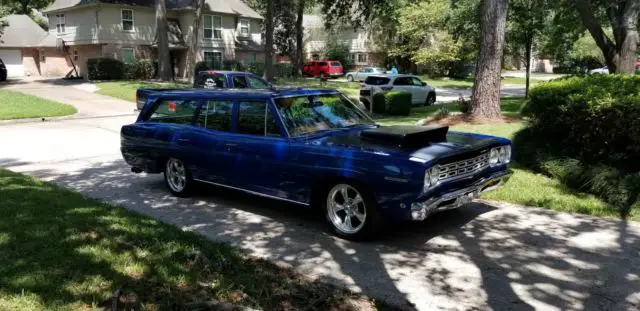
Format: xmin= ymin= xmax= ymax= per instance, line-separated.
xmin=381 ymin=86 xmax=393 ymax=91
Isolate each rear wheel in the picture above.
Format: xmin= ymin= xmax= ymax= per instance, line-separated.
xmin=425 ymin=92 xmax=436 ymax=106
xmin=164 ymin=158 xmax=193 ymax=197
xmin=320 ymin=72 xmax=326 ymax=79
xmin=324 ymin=182 xmax=380 ymax=240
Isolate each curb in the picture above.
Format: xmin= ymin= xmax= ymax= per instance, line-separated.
xmin=0 ymin=112 xmax=137 ymax=126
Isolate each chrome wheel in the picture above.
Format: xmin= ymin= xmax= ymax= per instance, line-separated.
xmin=347 ymin=75 xmax=354 ymax=82
xmin=327 ymin=184 xmax=367 ymax=234
xmin=166 ymin=158 xmax=187 ymax=193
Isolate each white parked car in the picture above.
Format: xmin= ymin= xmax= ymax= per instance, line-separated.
xmin=589 ymin=66 xmax=609 ymax=74
xmin=359 ymin=74 xmax=436 ymax=110
xmin=345 ymin=67 xmax=387 ymax=82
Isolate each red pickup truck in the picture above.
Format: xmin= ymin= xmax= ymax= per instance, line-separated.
xmin=303 ymin=61 xmax=344 ymax=78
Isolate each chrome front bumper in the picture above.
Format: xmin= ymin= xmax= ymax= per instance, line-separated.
xmin=410 ymin=169 xmax=513 ymax=221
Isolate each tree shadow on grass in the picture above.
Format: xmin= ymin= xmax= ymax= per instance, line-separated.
xmin=3 ymin=159 xmax=640 ymax=310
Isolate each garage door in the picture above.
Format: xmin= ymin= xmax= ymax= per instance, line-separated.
xmin=0 ymin=49 xmax=24 ymax=77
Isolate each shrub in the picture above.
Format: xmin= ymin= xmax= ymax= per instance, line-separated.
xmin=522 ymin=74 xmax=640 ymax=172
xmin=435 ymin=107 xmax=450 ymax=119
xmin=325 ymin=36 xmax=352 ymax=70
xmin=87 ymin=58 xmax=124 ymax=80
xmin=372 ymin=93 xmax=386 ymax=114
xmin=247 ymin=62 xmax=265 ymax=76
xmin=222 ymin=60 xmax=246 ymax=71
xmin=124 ymin=60 xmax=155 ymax=80
xmin=384 ymin=92 xmax=412 ymax=116
xmin=275 ymin=63 xmax=293 ymax=78
xmin=455 ymin=95 xmax=471 ymax=114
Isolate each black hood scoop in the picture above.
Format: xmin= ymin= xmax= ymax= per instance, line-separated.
xmin=361 ymin=125 xmax=449 ymax=148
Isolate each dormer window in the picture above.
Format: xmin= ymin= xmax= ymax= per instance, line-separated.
xmin=239 ymin=19 xmax=250 ymax=37
xmin=56 ymin=14 xmax=65 ymax=34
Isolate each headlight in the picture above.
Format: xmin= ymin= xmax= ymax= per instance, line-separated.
xmin=489 ymin=145 xmax=511 ymax=166
xmin=423 ymin=165 xmax=440 ymax=192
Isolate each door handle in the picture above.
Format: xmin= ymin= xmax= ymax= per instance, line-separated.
xmin=177 ymin=138 xmax=190 ymax=143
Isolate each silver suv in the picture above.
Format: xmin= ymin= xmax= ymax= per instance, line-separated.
xmin=359 ymin=74 xmax=436 ymax=111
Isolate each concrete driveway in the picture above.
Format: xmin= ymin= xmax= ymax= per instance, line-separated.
xmin=1 ymin=114 xmax=639 ymax=310
xmin=0 ymin=77 xmax=136 ymax=119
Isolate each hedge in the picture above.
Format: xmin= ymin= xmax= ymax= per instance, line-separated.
xmin=516 ymin=74 xmax=640 ymax=217
xmin=124 ymin=60 xmax=156 ymax=80
xmin=87 ymin=58 xmax=124 ymax=80
xmin=372 ymin=92 xmax=412 ymax=115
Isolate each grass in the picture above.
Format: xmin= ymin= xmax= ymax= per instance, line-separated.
xmin=0 ymin=90 xmax=77 ymax=120
xmin=0 ymin=169 xmax=394 ymax=310
xmin=95 ymin=81 xmax=189 ymax=102
xmin=374 ymin=98 xmax=622 ymax=221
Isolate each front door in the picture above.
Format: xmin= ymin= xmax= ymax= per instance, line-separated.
xmin=228 ymin=99 xmax=291 ymax=199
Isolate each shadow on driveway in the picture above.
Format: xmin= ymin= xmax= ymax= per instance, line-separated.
xmin=3 ymin=158 xmax=640 ymax=310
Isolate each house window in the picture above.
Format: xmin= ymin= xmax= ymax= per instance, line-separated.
xmin=349 ymin=53 xmax=356 ymax=63
xmin=204 ymin=51 xmax=222 ymax=67
xmin=121 ymin=9 xmax=134 ymax=32
xmin=204 ymin=15 xmax=222 ymax=39
xmin=357 ymin=53 xmax=368 ymax=64
xmin=122 ymin=48 xmax=135 ymax=64
xmin=73 ymin=49 xmax=79 ymax=61
xmin=40 ymin=49 xmax=45 ymax=62
xmin=239 ymin=19 xmax=250 ymax=37
xmin=56 ymin=14 xmax=65 ymax=34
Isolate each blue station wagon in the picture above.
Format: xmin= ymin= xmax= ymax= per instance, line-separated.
xmin=121 ymin=88 xmax=513 ymax=239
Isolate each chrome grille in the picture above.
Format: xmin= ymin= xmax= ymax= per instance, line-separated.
xmin=438 ymin=152 xmax=489 ymax=182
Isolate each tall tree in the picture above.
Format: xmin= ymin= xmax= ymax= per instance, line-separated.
xmin=508 ymin=0 xmax=549 ymax=98
xmin=574 ymin=0 xmax=640 ymax=74
xmin=294 ymin=0 xmax=305 ymax=76
xmin=1 ymin=0 xmax=52 ymax=15
xmin=470 ymin=0 xmax=508 ymax=119
xmin=263 ymin=0 xmax=275 ymax=81
xmin=184 ymin=0 xmax=204 ymax=81
xmin=155 ymin=0 xmax=172 ymax=81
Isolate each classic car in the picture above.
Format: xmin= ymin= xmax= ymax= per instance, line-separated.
xmin=121 ymin=88 xmax=512 ymax=240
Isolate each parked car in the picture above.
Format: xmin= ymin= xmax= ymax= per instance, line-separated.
xmin=359 ymin=74 xmax=436 ymax=110
xmin=121 ymin=88 xmax=512 ymax=240
xmin=345 ymin=67 xmax=387 ymax=82
xmin=0 ymin=58 xmax=7 ymax=82
xmin=302 ymin=61 xmax=344 ymax=78
xmin=589 ymin=66 xmax=609 ymax=75
xmin=135 ymin=71 xmax=271 ymax=110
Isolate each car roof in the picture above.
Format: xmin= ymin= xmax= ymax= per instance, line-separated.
xmin=366 ymin=74 xmax=416 ymax=79
xmin=146 ymin=88 xmax=341 ymax=100
xmin=197 ymin=70 xmax=255 ymax=75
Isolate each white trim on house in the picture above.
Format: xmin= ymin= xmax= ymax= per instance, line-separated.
xmin=121 ymin=9 xmax=134 ymax=32
xmin=55 ymin=13 xmax=65 ymax=34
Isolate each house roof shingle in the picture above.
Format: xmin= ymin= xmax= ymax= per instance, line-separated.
xmin=0 ymin=15 xmax=49 ymax=48
xmin=44 ymin=0 xmax=262 ymax=19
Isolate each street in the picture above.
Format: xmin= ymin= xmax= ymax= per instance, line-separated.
xmin=1 ymin=81 xmax=639 ymax=311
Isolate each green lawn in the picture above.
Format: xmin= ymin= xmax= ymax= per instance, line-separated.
xmin=95 ymin=81 xmax=189 ymax=102
xmin=0 ymin=169 xmax=392 ymax=311
xmin=375 ymin=98 xmax=622 ymax=221
xmin=0 ymin=90 xmax=77 ymax=120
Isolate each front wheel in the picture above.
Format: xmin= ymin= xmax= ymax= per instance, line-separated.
xmin=319 ymin=72 xmax=326 ymax=79
xmin=347 ymin=75 xmax=354 ymax=82
xmin=324 ymin=182 xmax=380 ymax=240
xmin=425 ymin=92 xmax=436 ymax=106
xmin=164 ymin=158 xmax=193 ymax=197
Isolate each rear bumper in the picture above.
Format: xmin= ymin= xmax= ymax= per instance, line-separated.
xmin=410 ymin=169 xmax=513 ymax=220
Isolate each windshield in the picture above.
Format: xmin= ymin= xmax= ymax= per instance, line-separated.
xmin=275 ymin=94 xmax=375 ymax=136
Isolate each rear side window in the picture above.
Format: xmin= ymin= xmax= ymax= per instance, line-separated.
xmin=318 ymin=62 xmax=327 ymax=66
xmin=393 ymin=77 xmax=412 ymax=86
xmin=237 ymin=101 xmax=281 ymax=136
xmin=364 ymin=76 xmax=390 ymax=85
xmin=197 ymin=100 xmax=233 ymax=132
xmin=330 ymin=62 xmax=341 ymax=67
xmin=232 ymin=75 xmax=249 ymax=88
xmin=148 ymin=100 xmax=199 ymax=125
xmin=195 ymin=73 xmax=227 ymax=88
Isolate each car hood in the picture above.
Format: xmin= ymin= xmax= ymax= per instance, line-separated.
xmin=308 ymin=126 xmax=507 ymax=163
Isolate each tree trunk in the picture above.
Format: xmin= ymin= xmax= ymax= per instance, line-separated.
xmin=263 ymin=0 xmax=275 ymax=81
xmin=470 ymin=0 xmax=508 ymax=120
xmin=293 ymin=0 xmax=305 ymax=76
xmin=616 ymin=22 xmax=640 ymax=74
xmin=21 ymin=2 xmax=29 ymax=14
xmin=156 ymin=0 xmax=172 ymax=81
xmin=525 ymin=33 xmax=532 ymax=99
xmin=184 ymin=0 xmax=204 ymax=81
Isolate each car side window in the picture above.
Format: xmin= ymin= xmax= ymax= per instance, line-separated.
xmin=148 ymin=99 xmax=199 ymax=125
xmin=197 ymin=100 xmax=233 ymax=132
xmin=247 ymin=75 xmax=270 ymax=89
xmin=237 ymin=101 xmax=281 ymax=136
xmin=232 ymin=75 xmax=249 ymax=88
xmin=319 ymin=62 xmax=327 ymax=67
xmin=393 ymin=77 xmax=410 ymax=86
xmin=195 ymin=73 xmax=226 ymax=88
xmin=411 ymin=77 xmax=424 ymax=86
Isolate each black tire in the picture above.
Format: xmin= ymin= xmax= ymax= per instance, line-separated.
xmin=320 ymin=72 xmax=326 ymax=79
xmin=425 ymin=92 xmax=436 ymax=106
xmin=347 ymin=75 xmax=354 ymax=82
xmin=323 ymin=181 xmax=381 ymax=240
xmin=163 ymin=157 xmax=193 ymax=197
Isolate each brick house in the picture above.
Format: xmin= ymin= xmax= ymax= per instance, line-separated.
xmin=0 ymin=0 xmax=264 ymax=79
